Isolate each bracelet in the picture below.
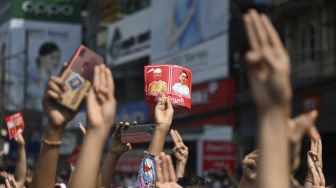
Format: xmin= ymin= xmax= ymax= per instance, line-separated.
xmin=43 ymin=138 xmax=62 ymax=147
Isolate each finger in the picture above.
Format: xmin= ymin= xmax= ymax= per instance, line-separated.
xmin=245 ymin=50 xmax=261 ymax=64
xmin=50 ymin=76 xmax=66 ymax=91
xmin=48 ymin=79 xmax=64 ymax=96
xmin=155 ymin=156 xmax=164 ymax=183
xmin=260 ymin=14 xmax=285 ymax=53
xmin=5 ymin=178 xmax=11 ymax=188
xmin=170 ymin=130 xmax=179 ymax=145
xmin=308 ymin=125 xmax=320 ymax=142
xmin=249 ymin=10 xmax=268 ymax=46
xmin=100 ymin=65 xmax=107 ymax=91
xmin=47 ymin=90 xmax=62 ymax=100
xmin=243 ymin=158 xmax=257 ymax=168
xmin=126 ymin=143 xmax=132 ymax=150
xmin=311 ymin=139 xmax=318 ymax=153
xmin=131 ymin=121 xmax=138 ymax=126
xmin=160 ymin=152 xmax=169 ymax=182
xmin=166 ymin=96 xmax=173 ymax=110
xmin=93 ymin=65 xmax=100 ymax=92
xmin=78 ymin=122 xmax=86 ymax=135
xmin=59 ymin=62 xmax=68 ymax=74
xmin=105 ymin=67 xmax=114 ymax=95
xmin=113 ymin=123 xmax=122 ymax=137
xmin=166 ymin=155 xmax=177 ymax=181
xmin=174 ymin=130 xmax=183 ymax=143
xmin=317 ymin=167 xmax=325 ymax=186
xmin=243 ymin=14 xmax=259 ymax=50
xmin=318 ymin=139 xmax=322 ymax=158
xmin=86 ymin=88 xmax=97 ymax=115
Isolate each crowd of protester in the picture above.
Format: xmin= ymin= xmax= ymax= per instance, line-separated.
xmin=0 ymin=9 xmax=333 ymax=188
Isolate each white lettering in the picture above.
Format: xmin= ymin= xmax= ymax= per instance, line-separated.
xmin=22 ymin=1 xmax=74 ymax=17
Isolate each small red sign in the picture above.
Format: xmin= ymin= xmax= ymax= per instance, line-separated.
xmin=5 ymin=112 xmax=25 ymax=140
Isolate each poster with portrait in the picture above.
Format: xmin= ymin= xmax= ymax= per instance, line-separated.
xmin=7 ymin=18 xmax=81 ymax=111
xmin=5 ymin=112 xmax=25 ymax=139
xmin=144 ymin=64 xmax=192 ymax=109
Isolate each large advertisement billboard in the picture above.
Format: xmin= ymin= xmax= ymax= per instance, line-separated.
xmin=106 ymin=9 xmax=150 ymax=67
xmin=151 ymin=0 xmax=229 ymax=84
xmin=6 ymin=19 xmax=81 ymax=111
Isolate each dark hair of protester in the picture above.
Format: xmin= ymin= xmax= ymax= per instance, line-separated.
xmin=177 ymin=175 xmax=213 ymax=188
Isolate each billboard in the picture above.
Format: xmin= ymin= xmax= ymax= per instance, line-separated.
xmin=151 ymin=0 xmax=229 ymax=84
xmin=6 ymin=19 xmax=81 ymax=111
xmin=11 ymin=0 xmax=82 ymax=23
xmin=0 ymin=21 xmax=10 ymax=83
xmin=106 ymin=9 xmax=150 ymax=67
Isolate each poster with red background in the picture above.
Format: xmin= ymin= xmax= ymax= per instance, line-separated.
xmin=5 ymin=112 xmax=25 ymax=139
xmin=144 ymin=65 xmax=192 ymax=109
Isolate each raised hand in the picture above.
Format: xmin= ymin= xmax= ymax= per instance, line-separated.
xmin=289 ymin=110 xmax=319 ymax=171
xmin=155 ymin=94 xmax=174 ymax=132
xmin=243 ymin=9 xmax=291 ymax=110
xmin=171 ymin=130 xmax=188 ymax=162
xmin=170 ymin=129 xmax=188 ymax=178
xmin=109 ymin=122 xmax=132 ymax=155
xmin=69 ymin=64 xmax=117 ymax=188
xmin=42 ymin=72 xmax=76 ymax=130
xmin=306 ymin=139 xmax=325 ymax=187
xmin=240 ymin=150 xmax=259 ymax=188
xmin=155 ymin=152 xmax=182 ymax=188
xmin=15 ymin=130 xmax=25 ymax=147
xmin=86 ymin=64 xmax=117 ymax=136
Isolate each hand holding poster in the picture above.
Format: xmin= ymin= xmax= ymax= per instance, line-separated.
xmin=144 ymin=65 xmax=192 ymax=109
xmin=5 ymin=112 xmax=25 ymax=140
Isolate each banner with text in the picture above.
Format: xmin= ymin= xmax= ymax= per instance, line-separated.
xmin=106 ymin=9 xmax=150 ymax=67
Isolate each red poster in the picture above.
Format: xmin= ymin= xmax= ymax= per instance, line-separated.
xmin=144 ymin=65 xmax=192 ymax=109
xmin=202 ymin=141 xmax=236 ymax=174
xmin=5 ymin=112 xmax=25 ymax=139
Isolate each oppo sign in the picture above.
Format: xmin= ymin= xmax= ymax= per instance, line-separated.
xmin=22 ymin=1 xmax=74 ymax=17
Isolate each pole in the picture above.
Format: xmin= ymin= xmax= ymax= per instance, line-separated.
xmin=23 ymin=29 xmax=29 ymax=109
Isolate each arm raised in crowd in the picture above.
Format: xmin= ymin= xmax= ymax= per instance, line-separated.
xmin=137 ymin=94 xmax=174 ymax=187
xmin=243 ymin=9 xmax=292 ymax=188
xmin=101 ymin=122 xmax=132 ymax=188
xmin=170 ymin=129 xmax=188 ymax=178
xmin=68 ymin=64 xmax=117 ymax=188
xmin=32 ymin=70 xmax=77 ymax=188
xmin=148 ymin=94 xmax=174 ymax=156
xmin=14 ymin=131 xmax=26 ymax=188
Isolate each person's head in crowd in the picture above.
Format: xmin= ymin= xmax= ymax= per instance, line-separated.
xmin=153 ymin=68 xmax=163 ymax=82
xmin=179 ymin=71 xmax=188 ymax=85
xmin=177 ymin=175 xmax=213 ymax=188
xmin=36 ymin=42 xmax=61 ymax=75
